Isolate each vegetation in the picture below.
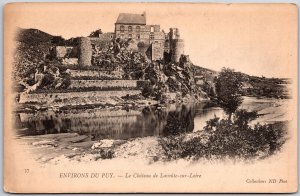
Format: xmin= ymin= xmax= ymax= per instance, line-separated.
xmin=160 ymin=110 xmax=287 ymax=161
xmin=243 ymin=76 xmax=291 ymax=99
xmin=193 ymin=65 xmax=290 ymax=100
xmin=13 ymin=28 xmax=54 ymax=83
xmin=215 ymin=68 xmax=243 ymax=121
xmin=31 ymin=86 xmax=139 ymax=94
xmin=88 ymin=29 xmax=103 ymax=37
xmin=160 ymin=68 xmax=288 ymax=161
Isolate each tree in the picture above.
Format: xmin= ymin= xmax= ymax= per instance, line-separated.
xmin=88 ymin=29 xmax=103 ymax=37
xmin=51 ymin=36 xmax=65 ymax=46
xmin=215 ymin=68 xmax=243 ymax=121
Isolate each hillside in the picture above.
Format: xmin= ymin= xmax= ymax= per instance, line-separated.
xmin=15 ymin=28 xmax=54 ymax=44
xmin=14 ymin=28 xmax=291 ymax=100
xmin=13 ymin=28 xmax=57 ymax=84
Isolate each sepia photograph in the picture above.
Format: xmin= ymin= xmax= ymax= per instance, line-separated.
xmin=3 ymin=2 xmax=298 ymax=193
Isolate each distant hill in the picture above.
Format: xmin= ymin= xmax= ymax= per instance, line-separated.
xmin=192 ymin=65 xmax=218 ymax=83
xmin=192 ymin=64 xmax=290 ymax=99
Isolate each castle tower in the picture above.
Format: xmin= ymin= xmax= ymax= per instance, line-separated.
xmin=171 ymin=39 xmax=184 ymax=63
xmin=78 ymin=37 xmax=92 ymax=66
xmin=169 ymin=28 xmax=184 ymax=62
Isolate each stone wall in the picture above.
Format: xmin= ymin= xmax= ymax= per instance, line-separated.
xmin=89 ymin=36 xmax=112 ymax=50
xmin=115 ymin=24 xmax=163 ymax=45
xmin=20 ymin=109 xmax=141 ymax=122
xmin=151 ymin=41 xmax=164 ymax=61
xmin=19 ymin=90 xmax=141 ymax=105
xmin=115 ymin=24 xmax=149 ymax=43
xmin=68 ymin=79 xmax=149 ymax=90
xmin=69 ymin=80 xmax=139 ymax=89
xmin=69 ymin=70 xmax=123 ymax=80
xmin=62 ymin=58 xmax=78 ymax=65
xmin=98 ymin=32 xmax=115 ymax=40
xmin=55 ymin=46 xmax=78 ymax=58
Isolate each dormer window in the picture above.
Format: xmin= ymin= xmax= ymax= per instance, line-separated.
xmin=128 ymin=26 xmax=132 ymax=32
xmin=120 ymin=25 xmax=125 ymax=32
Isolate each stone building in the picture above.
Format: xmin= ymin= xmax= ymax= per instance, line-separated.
xmin=58 ymin=12 xmax=185 ymax=64
xmin=168 ymin=28 xmax=184 ymax=62
xmin=115 ymin=12 xmax=164 ymax=44
xmin=114 ymin=12 xmax=184 ymax=62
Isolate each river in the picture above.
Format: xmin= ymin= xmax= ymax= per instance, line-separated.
xmin=15 ymin=97 xmax=289 ymax=141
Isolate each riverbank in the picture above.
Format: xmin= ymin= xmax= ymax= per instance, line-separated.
xmin=14 ymin=96 xmax=291 ymax=165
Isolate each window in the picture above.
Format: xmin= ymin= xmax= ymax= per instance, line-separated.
xmin=129 ymin=34 xmax=132 ymax=38
xmin=128 ymin=26 xmax=132 ymax=32
xmin=137 ymin=34 xmax=140 ymax=39
xmin=150 ymin=26 xmax=154 ymax=32
xmin=150 ymin=33 xmax=154 ymax=40
xmin=136 ymin=26 xmax=140 ymax=32
xmin=120 ymin=34 xmax=124 ymax=39
xmin=120 ymin=25 xmax=125 ymax=32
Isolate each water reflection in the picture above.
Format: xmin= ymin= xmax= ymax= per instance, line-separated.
xmin=15 ymin=103 xmax=225 ymax=140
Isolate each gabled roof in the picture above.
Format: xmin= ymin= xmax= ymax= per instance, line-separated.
xmin=116 ymin=13 xmax=146 ymax=25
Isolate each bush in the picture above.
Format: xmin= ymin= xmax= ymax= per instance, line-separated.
xmin=142 ymin=83 xmax=154 ymax=98
xmin=160 ymin=109 xmax=287 ymax=160
xmin=137 ymin=41 xmax=145 ymax=48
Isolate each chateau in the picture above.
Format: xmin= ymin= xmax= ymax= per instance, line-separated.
xmin=114 ymin=12 xmax=185 ymax=62
xmin=55 ymin=12 xmax=185 ymax=66
xmin=115 ymin=12 xmax=155 ymax=42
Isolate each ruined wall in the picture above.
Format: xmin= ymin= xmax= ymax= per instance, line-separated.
xmin=53 ymin=46 xmax=79 ymax=65
xmin=149 ymin=31 xmax=165 ymax=44
xmin=78 ymin=37 xmax=92 ymax=66
xmin=169 ymin=28 xmax=180 ymax=39
xmin=98 ymin=32 xmax=115 ymax=40
xmin=168 ymin=27 xmax=185 ymax=62
xmin=90 ymin=33 xmax=114 ymax=50
xmin=151 ymin=41 xmax=164 ymax=61
xmin=145 ymin=25 xmax=160 ymax=32
xmin=55 ymin=46 xmax=78 ymax=58
xmin=62 ymin=58 xmax=78 ymax=65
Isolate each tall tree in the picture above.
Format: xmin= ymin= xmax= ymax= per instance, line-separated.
xmin=215 ymin=68 xmax=243 ymax=121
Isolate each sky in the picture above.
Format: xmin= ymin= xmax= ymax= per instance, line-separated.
xmin=5 ymin=3 xmax=297 ymax=78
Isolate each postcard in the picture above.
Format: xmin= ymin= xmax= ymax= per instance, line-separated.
xmin=3 ymin=2 xmax=298 ymax=193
